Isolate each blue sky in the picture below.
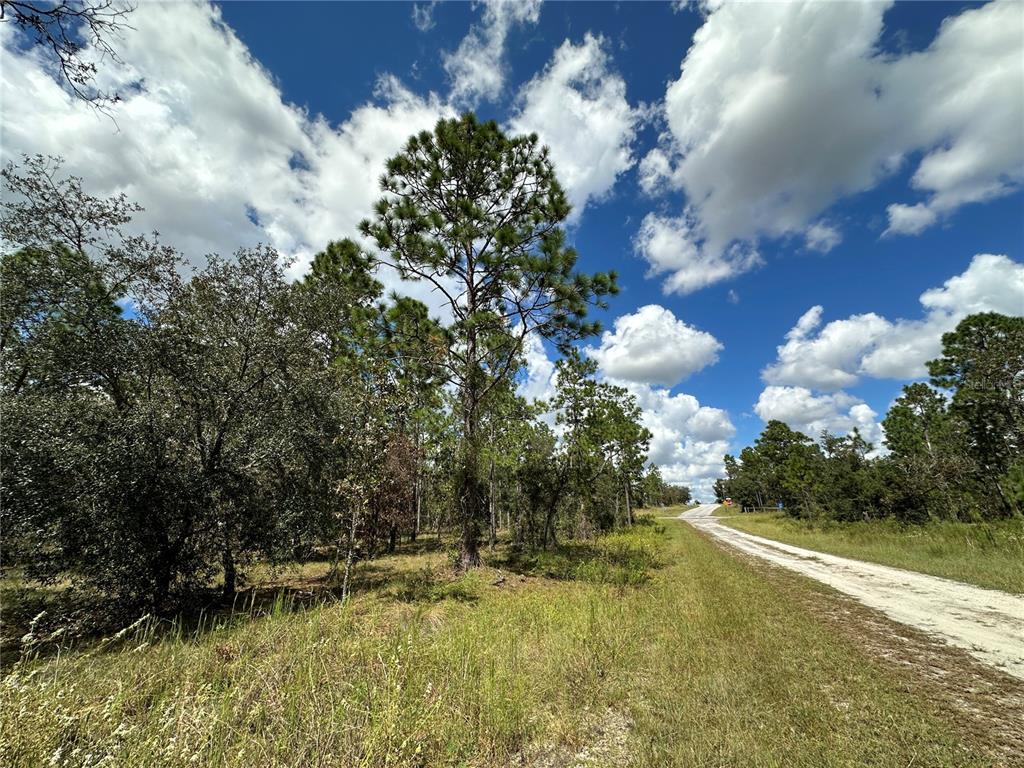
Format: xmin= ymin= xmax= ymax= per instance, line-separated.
xmin=3 ymin=1 xmax=1022 ymax=496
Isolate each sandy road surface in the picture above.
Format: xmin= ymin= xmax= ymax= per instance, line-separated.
xmin=680 ymin=504 xmax=1024 ymax=679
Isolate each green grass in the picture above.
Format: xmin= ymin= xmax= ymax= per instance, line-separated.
xmin=0 ymin=516 xmax=1001 ymax=767
xmin=498 ymin=526 xmax=664 ymax=587
xmin=717 ymin=511 xmax=1024 ymax=594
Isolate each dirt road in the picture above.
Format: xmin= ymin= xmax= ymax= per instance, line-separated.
xmin=680 ymin=504 xmax=1024 ymax=679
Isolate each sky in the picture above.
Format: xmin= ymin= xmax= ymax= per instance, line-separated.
xmin=2 ymin=0 xmax=1023 ymax=498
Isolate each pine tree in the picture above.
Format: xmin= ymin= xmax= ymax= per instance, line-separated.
xmin=361 ymin=114 xmax=617 ymax=567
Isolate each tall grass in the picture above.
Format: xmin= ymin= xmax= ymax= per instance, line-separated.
xmin=719 ymin=512 xmax=1024 ymax=593
xmin=0 ymin=522 xmax=998 ymax=767
xmin=499 ymin=522 xmax=665 ymax=586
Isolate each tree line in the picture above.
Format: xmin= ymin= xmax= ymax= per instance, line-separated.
xmin=715 ymin=312 xmax=1024 ymax=522
xmin=0 ymin=117 xmax=687 ymax=618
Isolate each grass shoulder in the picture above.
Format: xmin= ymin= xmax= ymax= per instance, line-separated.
xmin=717 ymin=511 xmax=1024 ymax=594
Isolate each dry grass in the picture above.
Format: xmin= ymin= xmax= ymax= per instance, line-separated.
xmin=0 ymin=515 xmax=1011 ymax=767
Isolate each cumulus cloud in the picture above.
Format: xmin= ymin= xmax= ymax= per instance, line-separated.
xmin=443 ymin=0 xmax=542 ymax=107
xmin=757 ymin=253 xmax=1022 ymax=451
xmin=296 ymin=76 xmax=453 ymax=276
xmin=0 ymin=2 xmax=462 ymax=311
xmin=861 ymin=253 xmax=1024 ymax=378
xmin=2 ymin=2 xmax=638 ymax=304
xmin=640 ymin=0 xmax=1023 ymax=292
xmin=634 ymin=213 xmax=762 ymax=295
xmin=884 ymin=203 xmax=938 ymax=236
xmin=0 ymin=4 xmax=442 ymax=257
xmin=805 ymin=222 xmax=842 ymax=253
xmin=886 ymin=1 xmax=1024 ymax=223
xmin=587 ymin=304 xmax=733 ymax=498
xmin=763 ymin=306 xmax=891 ymax=391
xmin=586 ymin=304 xmax=721 ymax=387
xmin=3 ymin=4 xmax=309 ymax=262
xmin=763 ymin=254 xmax=1024 ymax=389
xmin=508 ymin=34 xmax=641 ymax=220
xmin=627 ymin=383 xmax=735 ymax=500
xmin=518 ymin=322 xmax=735 ymax=498
xmin=755 ymin=386 xmax=883 ymax=448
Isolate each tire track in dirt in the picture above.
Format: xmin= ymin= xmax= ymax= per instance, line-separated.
xmin=680 ymin=504 xmax=1024 ymax=680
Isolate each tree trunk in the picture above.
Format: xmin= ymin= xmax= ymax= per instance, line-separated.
xmin=488 ymin=459 xmax=497 ymax=550
xmin=388 ymin=522 xmax=398 ymax=553
xmin=411 ymin=429 xmax=422 ymax=542
xmin=458 ymin=368 xmax=484 ymax=568
xmin=221 ymin=543 xmax=236 ymax=603
xmin=624 ymin=479 xmax=633 ymax=526
xmin=341 ymin=501 xmax=359 ymax=601
xmin=412 ymin=463 xmax=421 ymax=542
xmin=152 ymin=550 xmax=174 ymax=613
xmin=992 ymin=471 xmax=1013 ymax=516
xmin=542 ymin=500 xmax=559 ymax=550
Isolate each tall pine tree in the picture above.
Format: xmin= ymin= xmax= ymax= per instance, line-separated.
xmin=361 ymin=114 xmax=617 ymax=566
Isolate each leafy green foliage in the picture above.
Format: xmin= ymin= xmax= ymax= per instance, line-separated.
xmin=928 ymin=312 xmax=1024 ymax=514
xmin=0 ymin=133 xmax=649 ymax=620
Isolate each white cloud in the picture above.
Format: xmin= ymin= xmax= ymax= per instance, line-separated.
xmin=755 ymin=386 xmax=883 ymax=448
xmin=587 ymin=303 xmax=733 ymax=497
xmin=756 ymin=254 xmax=1022 ymax=456
xmin=861 ymin=253 xmax=1024 ymax=379
xmin=918 ymin=255 xmax=1024 ymax=315
xmin=508 ymin=34 xmax=641 ymax=220
xmin=0 ymin=1 xmax=455 ymax=311
xmin=518 ymin=333 xmax=557 ymax=405
xmin=805 ymin=222 xmax=842 ymax=253
xmin=296 ymin=76 xmax=453 ymax=278
xmin=886 ymin=2 xmax=1024 ymax=222
xmin=626 ymin=382 xmax=735 ymax=500
xmin=884 ymin=203 xmax=938 ymax=236
xmin=586 ymin=304 xmax=721 ymax=387
xmin=412 ymin=2 xmax=437 ymax=32
xmin=763 ymin=306 xmax=891 ymax=391
xmin=641 ymin=0 xmax=1024 ymax=292
xmin=637 ymin=147 xmax=675 ymax=198
xmin=2 ymin=4 xmax=310 ymax=262
xmin=519 ymin=327 xmax=734 ymax=498
xmin=634 ymin=213 xmax=761 ymax=295
xmin=0 ymin=1 xmax=636 ymax=315
xmin=443 ymin=0 xmax=542 ymax=107
xmin=763 ymin=254 xmax=1024 ymax=388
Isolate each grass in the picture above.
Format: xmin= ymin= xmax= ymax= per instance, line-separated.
xmin=716 ymin=511 xmax=1024 ymax=594
xmin=0 ymin=514 xmax=1004 ymax=767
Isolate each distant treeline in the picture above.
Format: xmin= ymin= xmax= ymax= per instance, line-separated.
xmin=715 ymin=312 xmax=1024 ymax=522
xmin=0 ymin=118 xmax=688 ymax=619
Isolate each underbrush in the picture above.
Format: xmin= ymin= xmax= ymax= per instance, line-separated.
xmin=501 ymin=521 xmax=666 ymax=587
xmin=1 ymin=525 xmax=667 ymax=767
xmin=1 ymin=527 xmax=665 ymax=667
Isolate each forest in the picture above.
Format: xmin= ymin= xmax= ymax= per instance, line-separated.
xmin=0 ymin=120 xmax=690 ymax=622
xmin=715 ymin=311 xmax=1024 ymax=522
